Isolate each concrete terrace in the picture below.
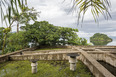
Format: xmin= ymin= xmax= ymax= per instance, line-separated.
xmin=0 ymin=46 xmax=116 ymax=77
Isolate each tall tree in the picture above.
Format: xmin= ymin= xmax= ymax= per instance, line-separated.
xmin=11 ymin=7 xmax=39 ymax=32
xmin=0 ymin=0 xmax=27 ymax=25
xmin=0 ymin=0 xmax=27 ymax=54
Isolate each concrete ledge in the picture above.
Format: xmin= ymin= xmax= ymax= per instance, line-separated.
xmin=90 ymin=53 xmax=116 ymax=67
xmin=10 ymin=54 xmax=68 ymax=61
xmin=0 ymin=47 xmax=37 ymax=63
xmin=10 ymin=51 xmax=80 ymax=61
xmin=77 ymin=49 xmax=115 ymax=77
xmin=22 ymin=49 xmax=77 ymax=55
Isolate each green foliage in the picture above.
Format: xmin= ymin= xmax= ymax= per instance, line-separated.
xmin=3 ymin=27 xmax=11 ymax=33
xmin=20 ymin=7 xmax=39 ymax=25
xmin=90 ymin=33 xmax=112 ymax=45
xmin=58 ymin=27 xmax=78 ymax=45
xmin=4 ymin=31 xmax=29 ymax=53
xmin=1 ymin=6 xmax=38 ymax=54
xmin=0 ymin=27 xmax=4 ymax=50
xmin=11 ymin=7 xmax=39 ymax=25
xmin=0 ymin=61 xmax=94 ymax=77
xmin=24 ymin=21 xmax=88 ymax=46
xmin=24 ymin=21 xmax=60 ymax=46
xmin=0 ymin=0 xmax=27 ymax=25
xmin=80 ymin=38 xmax=88 ymax=45
xmin=73 ymin=0 xmax=111 ymax=24
xmin=0 ymin=21 xmax=89 ymax=53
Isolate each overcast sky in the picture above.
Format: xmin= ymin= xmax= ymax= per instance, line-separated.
xmin=26 ymin=0 xmax=116 ymax=38
xmin=1 ymin=0 xmax=116 ymax=43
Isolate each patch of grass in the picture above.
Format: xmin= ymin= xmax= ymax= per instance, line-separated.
xmin=0 ymin=61 xmax=94 ymax=77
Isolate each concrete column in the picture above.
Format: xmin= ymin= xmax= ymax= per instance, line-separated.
xmin=31 ymin=61 xmax=38 ymax=74
xmin=69 ymin=56 xmax=77 ymax=71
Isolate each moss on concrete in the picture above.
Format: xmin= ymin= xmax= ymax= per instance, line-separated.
xmin=0 ymin=61 xmax=94 ymax=77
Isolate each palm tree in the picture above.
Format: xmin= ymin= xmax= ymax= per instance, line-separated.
xmin=0 ymin=0 xmax=27 ymax=53
xmin=0 ymin=0 xmax=27 ymax=25
xmin=11 ymin=7 xmax=39 ymax=33
xmin=0 ymin=0 xmax=111 ymax=54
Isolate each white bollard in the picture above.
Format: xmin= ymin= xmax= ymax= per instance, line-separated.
xmin=31 ymin=60 xmax=38 ymax=74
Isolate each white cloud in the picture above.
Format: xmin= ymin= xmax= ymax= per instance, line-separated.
xmin=27 ymin=0 xmax=77 ymax=27
xmin=77 ymin=30 xmax=116 ymax=38
xmin=101 ymin=31 xmax=116 ymax=37
xmin=77 ymin=31 xmax=94 ymax=38
xmin=27 ymin=0 xmax=116 ymax=39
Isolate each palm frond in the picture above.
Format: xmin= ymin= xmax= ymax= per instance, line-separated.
xmin=73 ymin=0 xmax=111 ymax=24
xmin=0 ymin=0 xmax=27 ymax=26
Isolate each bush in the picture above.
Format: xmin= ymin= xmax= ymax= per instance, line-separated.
xmin=4 ymin=31 xmax=29 ymax=53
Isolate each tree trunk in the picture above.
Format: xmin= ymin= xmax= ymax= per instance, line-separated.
xmin=2 ymin=33 xmax=7 ymax=54
xmin=17 ymin=23 xmax=19 ymax=33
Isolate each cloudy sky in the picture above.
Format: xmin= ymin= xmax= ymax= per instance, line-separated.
xmin=1 ymin=0 xmax=116 ymax=44
xmin=26 ymin=0 xmax=116 ymax=38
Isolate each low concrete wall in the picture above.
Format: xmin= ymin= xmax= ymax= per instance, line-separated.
xmin=0 ymin=47 xmax=37 ymax=63
xmin=10 ymin=53 xmax=68 ymax=61
xmin=73 ymin=46 xmax=116 ymax=49
xmin=78 ymin=51 xmax=115 ymax=77
xmin=10 ymin=51 xmax=80 ymax=61
xmin=90 ymin=53 xmax=116 ymax=67
xmin=22 ymin=49 xmax=77 ymax=55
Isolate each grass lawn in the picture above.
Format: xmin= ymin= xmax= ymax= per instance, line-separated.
xmin=0 ymin=60 xmax=94 ymax=77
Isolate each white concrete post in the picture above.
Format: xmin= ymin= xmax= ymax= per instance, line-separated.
xmin=69 ymin=56 xmax=77 ymax=71
xmin=67 ymin=53 xmax=79 ymax=71
xmin=31 ymin=61 xmax=38 ymax=74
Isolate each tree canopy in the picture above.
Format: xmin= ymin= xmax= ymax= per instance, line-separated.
xmin=24 ymin=21 xmax=88 ymax=46
xmin=0 ymin=21 xmax=89 ymax=53
xmin=90 ymin=33 xmax=112 ymax=45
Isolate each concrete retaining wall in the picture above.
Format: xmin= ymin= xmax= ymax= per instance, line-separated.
xmin=10 ymin=53 xmax=68 ymax=61
xmin=90 ymin=53 xmax=116 ymax=67
xmin=0 ymin=47 xmax=37 ymax=63
xmin=78 ymin=51 xmax=115 ymax=77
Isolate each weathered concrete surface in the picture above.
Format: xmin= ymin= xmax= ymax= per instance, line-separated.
xmin=87 ymin=49 xmax=116 ymax=67
xmin=10 ymin=51 xmax=80 ymax=61
xmin=31 ymin=61 xmax=38 ymax=74
xmin=90 ymin=53 xmax=116 ymax=67
xmin=77 ymin=49 xmax=115 ymax=77
xmin=0 ymin=46 xmax=116 ymax=77
xmin=0 ymin=47 xmax=37 ymax=63
xmin=97 ymin=48 xmax=116 ymax=52
xmin=10 ymin=49 xmax=115 ymax=77
xmin=10 ymin=54 xmax=68 ymax=61
xmin=22 ymin=49 xmax=77 ymax=55
xmin=68 ymin=56 xmax=77 ymax=71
